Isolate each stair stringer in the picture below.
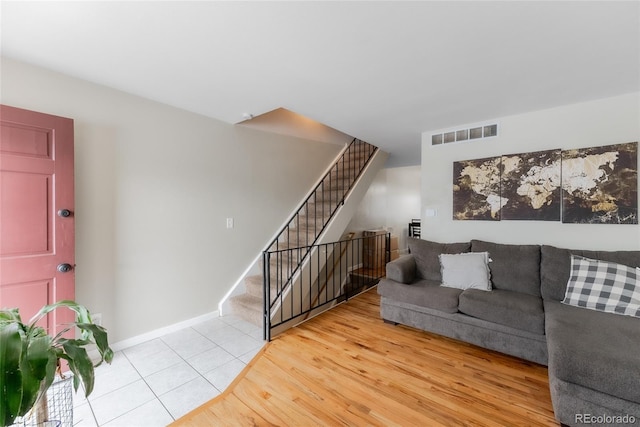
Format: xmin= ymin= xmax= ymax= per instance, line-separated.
xmin=268 ymin=149 xmax=388 ymax=336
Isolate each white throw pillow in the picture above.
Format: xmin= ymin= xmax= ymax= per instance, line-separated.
xmin=439 ymin=252 xmax=492 ymax=291
xmin=563 ymin=255 xmax=640 ymax=318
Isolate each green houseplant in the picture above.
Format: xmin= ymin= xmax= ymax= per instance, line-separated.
xmin=0 ymin=300 xmax=113 ymax=426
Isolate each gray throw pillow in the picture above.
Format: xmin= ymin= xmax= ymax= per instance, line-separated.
xmin=439 ymin=252 xmax=492 ymax=291
xmin=563 ymin=255 xmax=640 ymax=318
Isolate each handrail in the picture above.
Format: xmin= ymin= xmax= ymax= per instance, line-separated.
xmin=267 ymin=138 xmax=376 ymax=252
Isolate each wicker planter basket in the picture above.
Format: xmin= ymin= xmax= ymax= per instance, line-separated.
xmin=11 ymin=376 xmax=73 ymax=427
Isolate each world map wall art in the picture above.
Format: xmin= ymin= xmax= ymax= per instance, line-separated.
xmin=453 ymin=141 xmax=638 ymax=224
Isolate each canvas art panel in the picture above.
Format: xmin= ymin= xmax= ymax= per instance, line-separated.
xmin=561 ymin=141 xmax=638 ymax=224
xmin=500 ymin=149 xmax=561 ymax=221
xmin=453 ymin=156 xmax=502 ymax=221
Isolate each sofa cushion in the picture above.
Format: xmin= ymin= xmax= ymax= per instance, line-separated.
xmin=563 ymin=255 xmax=640 ymax=318
xmin=439 ymin=252 xmax=492 ymax=291
xmin=458 ymin=289 xmax=545 ymax=335
xmin=545 ymin=300 xmax=640 ymax=404
xmin=385 ymin=255 xmax=416 ymax=284
xmin=407 ymin=238 xmax=470 ymax=281
xmin=541 ymin=245 xmax=640 ymax=301
xmin=377 ymin=278 xmax=462 ymax=314
xmin=471 ymin=240 xmax=541 ymax=297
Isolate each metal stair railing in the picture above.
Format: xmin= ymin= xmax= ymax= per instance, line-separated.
xmin=263 ymin=138 xmax=378 ymax=338
xmin=264 ymin=232 xmax=390 ymax=341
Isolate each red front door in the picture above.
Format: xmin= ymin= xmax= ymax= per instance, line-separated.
xmin=0 ymin=105 xmax=75 ymax=334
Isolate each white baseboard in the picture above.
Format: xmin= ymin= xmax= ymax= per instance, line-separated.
xmin=108 ymin=310 xmax=220 ymax=353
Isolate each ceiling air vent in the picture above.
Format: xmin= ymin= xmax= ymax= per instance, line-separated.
xmin=431 ymin=123 xmax=498 ymax=146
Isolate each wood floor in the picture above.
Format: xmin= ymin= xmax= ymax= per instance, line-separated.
xmin=172 ymin=288 xmax=558 ymax=426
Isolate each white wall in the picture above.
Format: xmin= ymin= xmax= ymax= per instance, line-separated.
xmin=0 ymin=58 xmax=342 ymax=343
xmin=421 ymin=92 xmax=640 ymax=250
xmin=348 ymin=165 xmax=421 ymax=251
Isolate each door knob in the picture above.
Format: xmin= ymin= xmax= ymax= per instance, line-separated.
xmin=58 ymin=209 xmax=72 ymax=217
xmin=57 ymin=263 xmax=73 ymax=273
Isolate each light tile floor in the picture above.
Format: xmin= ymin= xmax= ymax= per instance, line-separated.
xmin=73 ymin=314 xmax=264 ymax=427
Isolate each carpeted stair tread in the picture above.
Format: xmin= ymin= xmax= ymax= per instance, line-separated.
xmin=329 ymin=170 xmax=359 ymax=180
xmin=342 ymin=154 xmax=371 ymax=163
xmin=259 ymin=264 xmax=295 ymax=283
xmin=246 ymin=275 xmax=274 ymax=298
xmin=318 ymin=181 xmax=350 ymax=191
xmin=228 ymin=293 xmax=262 ymax=327
xmin=281 ymin=232 xmax=318 ymax=247
xmin=295 ymin=218 xmax=332 ymax=231
xmin=245 ymin=274 xmax=280 ymax=301
xmin=304 ymin=203 xmax=335 ymax=217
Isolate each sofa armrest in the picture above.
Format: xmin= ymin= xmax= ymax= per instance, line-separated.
xmin=386 ymin=255 xmax=416 ymax=284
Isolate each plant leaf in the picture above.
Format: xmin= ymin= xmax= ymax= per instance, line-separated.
xmin=75 ymin=323 xmax=114 ymax=364
xmin=60 ymin=340 xmax=96 ymax=396
xmin=25 ymin=335 xmax=54 ymax=380
xmin=0 ymin=323 xmax=23 ymax=426
xmin=0 ymin=308 xmax=22 ymax=324
xmin=56 ymin=353 xmax=81 ymax=392
xmin=17 ymin=335 xmax=58 ymax=417
xmin=29 ymin=300 xmax=91 ymax=332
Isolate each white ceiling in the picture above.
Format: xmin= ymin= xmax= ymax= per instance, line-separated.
xmin=1 ymin=1 xmax=639 ymax=167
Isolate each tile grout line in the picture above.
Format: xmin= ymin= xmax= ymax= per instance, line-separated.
xmin=74 ymin=383 xmax=100 ymax=427
xmin=123 ymin=348 xmax=177 ymax=424
xmin=81 ymin=316 xmax=264 ymax=426
xmin=174 ymin=324 xmax=260 ymax=395
xmin=90 ymin=349 xmax=172 ymax=426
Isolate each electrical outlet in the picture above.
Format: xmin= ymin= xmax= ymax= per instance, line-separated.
xmin=93 ymin=313 xmax=103 ymax=326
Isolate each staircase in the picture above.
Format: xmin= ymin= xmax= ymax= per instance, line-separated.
xmin=228 ymin=139 xmax=383 ymax=330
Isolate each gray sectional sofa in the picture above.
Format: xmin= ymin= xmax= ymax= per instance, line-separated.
xmin=377 ymin=238 xmax=640 ymax=427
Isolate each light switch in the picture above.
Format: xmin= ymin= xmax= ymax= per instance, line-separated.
xmin=226 ymin=218 xmax=234 ymax=229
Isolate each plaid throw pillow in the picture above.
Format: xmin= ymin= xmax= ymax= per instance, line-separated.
xmin=563 ymin=255 xmax=640 ymax=318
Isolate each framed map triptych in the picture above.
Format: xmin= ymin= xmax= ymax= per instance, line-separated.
xmin=453 ymin=141 xmax=638 ymax=224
